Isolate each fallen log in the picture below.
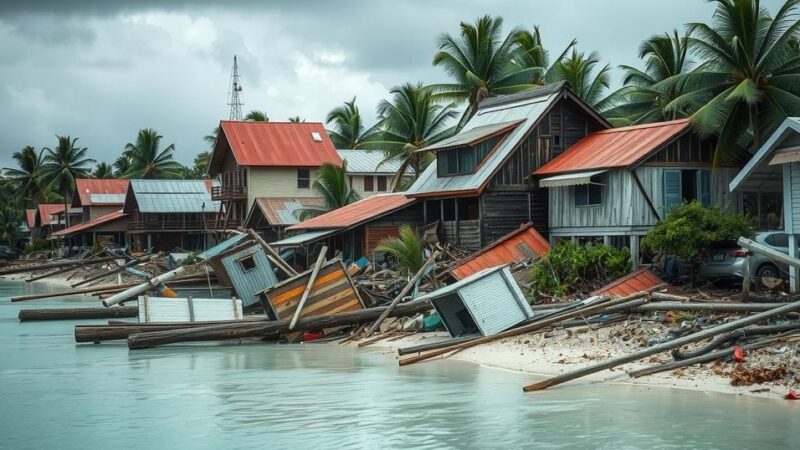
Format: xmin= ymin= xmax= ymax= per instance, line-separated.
xmin=631 ymin=302 xmax=790 ymax=313
xmin=397 ymin=335 xmax=478 ymax=356
xmin=522 ymin=298 xmax=800 ymax=392
xmin=76 ymin=323 xmax=241 ymax=343
xmin=26 ymin=264 xmax=85 ymax=282
xmin=127 ymin=300 xmax=433 ymax=349
xmin=10 ymin=275 xmax=220 ymax=302
xmin=19 ymin=306 xmax=138 ymax=322
xmin=0 ymin=256 xmax=119 ymax=276
xmin=70 ymin=253 xmax=159 ymax=288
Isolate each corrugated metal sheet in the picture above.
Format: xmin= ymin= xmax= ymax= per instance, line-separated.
xmin=261 ymin=259 xmax=363 ymax=320
xmin=336 ymin=149 xmax=409 ymax=175
xmin=592 ymin=268 xmax=664 ymax=297
xmin=421 ymin=266 xmax=533 ymax=337
xmin=286 ymin=193 xmax=416 ymax=231
xmin=198 ymin=234 xmax=248 ymax=260
xmin=250 ymin=197 xmax=324 ymax=226
xmin=415 ymin=120 xmax=523 ymax=152
xmin=138 ymin=296 xmax=243 ymax=323
xmin=221 ymin=246 xmax=279 ymax=307
xmin=535 ymin=119 xmax=691 ymax=176
xmin=130 ymin=179 xmax=219 ymax=213
xmin=406 ymin=88 xmax=561 ymax=197
xmin=450 ymin=223 xmax=550 ymax=280
xmin=74 ymin=179 xmax=129 ymax=206
xmin=51 ymin=210 xmax=127 ymax=237
xmin=730 ymin=117 xmax=800 ymax=192
xmin=270 ymin=229 xmax=337 ymax=247
xmin=213 ymin=121 xmax=342 ymax=170
xmin=36 ymin=204 xmax=64 ymax=226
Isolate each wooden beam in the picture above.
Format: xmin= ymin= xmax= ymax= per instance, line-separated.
xmin=247 ymin=228 xmax=298 ymax=277
xmin=289 ymin=245 xmax=327 ymax=330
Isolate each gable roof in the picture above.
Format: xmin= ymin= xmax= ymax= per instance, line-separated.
xmin=51 ymin=210 xmax=128 ymax=237
xmin=729 ymin=117 xmax=800 ymax=192
xmin=450 ymin=223 xmax=550 ymax=280
xmin=336 ymin=149 xmax=409 ymax=175
xmin=415 ymin=120 xmax=524 ymax=153
xmin=405 ymin=82 xmax=610 ymax=197
xmin=125 ymin=180 xmax=219 ymax=213
xmin=535 ymin=119 xmax=692 ymax=176
xmin=209 ymin=121 xmax=342 ymax=173
xmin=73 ymin=179 xmax=130 ymax=207
xmin=286 ymin=193 xmax=416 ymax=232
xmin=246 ymin=197 xmax=325 ymax=228
xmin=36 ymin=204 xmax=65 ymax=226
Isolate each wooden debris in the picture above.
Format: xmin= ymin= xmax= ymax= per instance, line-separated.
xmin=19 ymin=306 xmax=138 ymax=322
xmin=289 ymin=246 xmax=327 ymax=330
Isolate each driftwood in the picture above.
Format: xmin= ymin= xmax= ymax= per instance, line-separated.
xmin=26 ymin=264 xmax=83 ymax=283
xmin=75 ymin=322 xmax=251 ymax=343
xmin=10 ymin=275 xmax=219 ymax=302
xmin=127 ymin=300 xmax=432 ymax=349
xmin=19 ymin=306 xmax=138 ymax=322
xmin=0 ymin=256 xmax=119 ymax=276
xmin=522 ymin=299 xmax=800 ymax=392
xmin=289 ymin=246 xmax=327 ymax=330
xmin=71 ymin=254 xmax=159 ymax=288
xmin=631 ymin=302 xmax=790 ymax=313
xmin=397 ymin=336 xmax=478 ymax=356
xmin=398 ymin=288 xmax=664 ymax=367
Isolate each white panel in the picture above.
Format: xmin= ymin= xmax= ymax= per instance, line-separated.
xmin=139 ymin=297 xmax=243 ymax=323
xmin=459 ymin=271 xmax=528 ymax=336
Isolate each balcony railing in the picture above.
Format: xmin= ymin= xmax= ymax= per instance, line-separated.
xmin=211 ymin=185 xmax=247 ymax=201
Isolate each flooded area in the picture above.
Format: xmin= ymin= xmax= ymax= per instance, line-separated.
xmin=1 ymin=280 xmax=798 ymax=449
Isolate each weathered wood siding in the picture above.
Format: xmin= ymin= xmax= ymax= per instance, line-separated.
xmin=547 ymin=166 xmax=741 ymax=231
xmin=480 ymin=190 xmax=542 ymax=246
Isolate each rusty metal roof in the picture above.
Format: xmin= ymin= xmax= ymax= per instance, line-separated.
xmin=450 ymin=223 xmax=551 ymax=280
xmin=25 ymin=209 xmax=36 ymax=228
xmin=73 ymin=179 xmax=130 ymax=207
xmin=211 ymin=121 xmax=342 ymax=171
xmin=535 ymin=119 xmax=691 ymax=176
xmin=36 ymin=204 xmax=64 ymax=226
xmin=248 ymin=197 xmax=324 ymax=227
xmin=52 ymin=210 xmax=128 ymax=237
xmin=286 ymin=193 xmax=416 ymax=231
xmin=592 ymin=268 xmax=664 ymax=297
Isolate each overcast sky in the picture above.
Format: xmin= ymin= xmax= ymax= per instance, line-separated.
xmin=0 ymin=0 xmax=785 ymax=169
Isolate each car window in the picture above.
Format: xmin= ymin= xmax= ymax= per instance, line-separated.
xmin=765 ymin=233 xmax=789 ymax=247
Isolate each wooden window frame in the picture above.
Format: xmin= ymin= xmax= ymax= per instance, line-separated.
xmin=364 ymin=176 xmax=374 ymax=192
xmin=297 ymin=169 xmax=310 ymax=189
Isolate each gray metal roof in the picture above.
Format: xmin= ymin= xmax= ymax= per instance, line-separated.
xmin=270 ymin=229 xmax=336 ymax=247
xmin=406 ymin=90 xmax=560 ymax=196
xmin=198 ymin=233 xmax=248 ymax=260
xmin=416 ymin=265 xmax=508 ymax=300
xmin=89 ymin=193 xmax=126 ymax=204
xmin=416 ymin=120 xmax=523 ymax=152
xmin=130 ymin=179 xmax=219 ymax=213
xmin=337 ymin=149 xmax=409 ymax=175
xmin=478 ymin=81 xmax=566 ymax=109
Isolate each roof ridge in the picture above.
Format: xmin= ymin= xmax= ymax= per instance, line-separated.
xmin=594 ymin=118 xmax=690 ymax=134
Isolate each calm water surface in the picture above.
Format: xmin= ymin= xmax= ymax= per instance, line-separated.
xmin=0 ymin=280 xmax=798 ymax=449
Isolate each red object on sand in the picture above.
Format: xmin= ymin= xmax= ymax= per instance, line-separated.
xmin=303 ymin=331 xmax=324 ymax=342
xmin=785 ymin=390 xmax=799 ymax=400
xmin=733 ymin=346 xmax=746 ymax=362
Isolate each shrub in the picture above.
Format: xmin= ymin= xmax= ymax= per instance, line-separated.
xmin=529 ymin=241 xmax=631 ymax=301
xmin=376 ymin=225 xmax=424 ymax=276
xmin=641 ymin=201 xmax=754 ymax=262
xmin=24 ymin=239 xmax=53 ymax=254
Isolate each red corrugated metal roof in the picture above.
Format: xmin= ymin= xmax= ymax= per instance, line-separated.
xmin=217 ymin=121 xmax=342 ymax=168
xmin=450 ymin=223 xmax=551 ymax=280
xmin=74 ymin=179 xmax=129 ymax=206
xmin=286 ymin=193 xmax=416 ymax=231
xmin=535 ymin=119 xmax=691 ymax=176
xmin=37 ymin=204 xmax=65 ymax=225
xmin=52 ymin=210 xmax=128 ymax=237
xmin=592 ymin=268 xmax=665 ymax=297
xmin=253 ymin=197 xmax=324 ymax=226
xmin=25 ymin=209 xmax=36 ymax=228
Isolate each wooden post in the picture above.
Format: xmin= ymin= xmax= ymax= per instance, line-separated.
xmin=364 ymin=251 xmax=439 ymax=337
xmin=522 ymin=298 xmax=800 ymax=392
xmin=790 ymin=234 xmax=798 ymax=293
xmin=603 ymin=235 xmax=611 ymax=247
xmin=246 ymin=228 xmax=297 ymax=277
xmin=742 ymin=254 xmax=751 ymax=299
xmin=739 ymin=236 xmax=800 ymax=292
xmin=289 ymin=245 xmax=327 ymax=330
xmin=630 ymin=235 xmax=640 ymax=270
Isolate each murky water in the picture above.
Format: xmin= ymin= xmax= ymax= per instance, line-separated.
xmin=0 ymin=280 xmax=798 ymax=449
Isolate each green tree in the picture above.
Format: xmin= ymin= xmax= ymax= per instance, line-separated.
xmin=664 ymin=0 xmax=800 ymax=163
xmin=194 ymin=151 xmax=210 ymax=176
xmin=371 ymin=83 xmax=457 ymax=191
xmin=112 ymin=155 xmax=131 ymax=178
xmin=295 ymin=161 xmax=360 ymax=220
xmin=326 ymin=97 xmax=379 ymax=149
xmin=123 ymin=128 xmax=183 ymax=179
xmin=511 ymin=26 xmax=576 ymax=85
xmin=432 ymin=15 xmax=536 ymax=129
xmin=3 ymin=145 xmax=46 ymax=207
xmin=0 ymin=203 xmax=22 ymax=244
xmin=244 ymin=110 xmax=269 ymax=121
xmin=548 ymin=48 xmax=612 ymax=110
xmin=92 ymin=162 xmax=115 ymax=179
xmin=41 ymin=136 xmax=95 ymax=227
xmin=376 ymin=225 xmax=425 ymax=276
xmin=288 ymin=116 xmax=305 ymax=123
xmin=203 ymin=126 xmax=220 ymax=150
xmin=604 ymin=30 xmax=694 ymax=126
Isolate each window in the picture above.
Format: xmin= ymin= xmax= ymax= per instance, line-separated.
xmin=297 ymin=169 xmax=310 ymax=189
xmin=364 ymin=176 xmax=374 ymax=192
xmin=765 ymin=233 xmax=789 ymax=247
xmin=438 ymin=147 xmax=477 ymax=176
xmin=743 ymin=191 xmax=783 ymax=230
xmin=575 ymin=177 xmax=603 ymax=207
xmin=663 ymin=169 xmax=711 ymax=212
xmin=238 ymin=255 xmax=257 ymax=273
xmin=377 ymin=176 xmax=387 ymax=191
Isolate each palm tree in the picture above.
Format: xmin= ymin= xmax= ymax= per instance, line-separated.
xmin=3 ymin=145 xmax=45 ymax=206
xmin=371 ymin=83 xmax=457 ymax=191
xmin=603 ymin=30 xmax=693 ymax=126
xmin=92 ymin=162 xmax=115 ymax=179
xmin=194 ymin=151 xmax=211 ymax=176
xmin=431 ymin=15 xmax=536 ymax=129
xmin=376 ymin=225 xmax=424 ymax=276
xmin=41 ymin=136 xmax=95 ymax=227
xmin=123 ymin=128 xmax=183 ymax=179
xmin=244 ymin=110 xmax=269 ymax=121
xmin=288 ymin=116 xmax=305 ymax=123
xmin=295 ymin=161 xmax=360 ymax=220
xmin=0 ymin=203 xmax=22 ymax=244
xmin=548 ymin=48 xmax=612 ymax=110
xmin=511 ymin=26 xmax=576 ymax=85
xmin=663 ymin=0 xmax=800 ymax=163
xmin=326 ymin=97 xmax=379 ymax=149
xmin=203 ymin=126 xmax=220 ymax=150
xmin=112 ymin=155 xmax=131 ymax=178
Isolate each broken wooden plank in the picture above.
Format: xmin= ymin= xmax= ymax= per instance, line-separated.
xmin=289 ymin=246 xmax=327 ymax=330
xmin=19 ymin=306 xmax=138 ymax=322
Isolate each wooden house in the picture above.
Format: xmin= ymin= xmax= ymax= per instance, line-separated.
xmin=336 ymin=149 xmax=412 ymax=197
xmin=729 ymin=117 xmax=800 ymax=290
xmin=534 ymin=119 xmax=741 ymax=267
xmin=51 ymin=211 xmax=129 ymax=247
xmin=122 ymin=180 xmax=219 ymax=251
xmin=404 ymin=82 xmax=610 ymax=250
xmin=52 ymin=179 xmax=131 ymax=246
xmin=35 ymin=204 xmax=69 ymax=238
xmin=243 ymin=197 xmax=324 ymax=242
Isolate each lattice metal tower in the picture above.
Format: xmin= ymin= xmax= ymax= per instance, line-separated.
xmin=227 ymin=55 xmax=244 ymax=120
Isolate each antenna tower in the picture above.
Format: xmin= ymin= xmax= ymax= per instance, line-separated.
xmin=227 ymin=55 xmax=244 ymax=120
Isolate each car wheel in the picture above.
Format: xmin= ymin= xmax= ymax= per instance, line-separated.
xmin=756 ymin=263 xmax=781 ymax=288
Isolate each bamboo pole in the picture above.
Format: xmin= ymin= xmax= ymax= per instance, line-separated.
xmin=19 ymin=306 xmax=138 ymax=322
xmin=289 ymin=246 xmax=327 ymax=330
xmin=26 ymin=264 xmax=84 ymax=282
xmin=246 ymin=228 xmax=297 ymax=277
xmin=522 ymin=299 xmax=800 ymax=392
xmin=630 ymin=302 xmax=788 ymax=313
xmin=364 ymin=251 xmax=439 ymax=337
xmin=0 ymin=256 xmax=119 ymax=276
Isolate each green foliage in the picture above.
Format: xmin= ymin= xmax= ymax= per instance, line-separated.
xmin=3 ymin=146 xmax=46 ymax=207
xmin=641 ymin=201 xmax=754 ymax=261
xmin=24 ymin=239 xmax=53 ymax=254
xmin=548 ymin=48 xmax=612 ymax=109
xmin=530 ymin=242 xmax=631 ymax=301
xmin=92 ymin=162 xmax=115 ymax=179
xmin=326 ymin=97 xmax=379 ymax=149
xmin=123 ymin=128 xmax=183 ymax=179
xmin=41 ymin=135 xmax=95 ymax=228
xmin=244 ymin=110 xmax=269 ymax=122
xmin=295 ymin=161 xmax=360 ymax=221
xmin=376 ymin=225 xmax=424 ymax=276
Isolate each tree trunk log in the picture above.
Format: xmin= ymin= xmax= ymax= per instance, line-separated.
xmin=19 ymin=306 xmax=138 ymax=322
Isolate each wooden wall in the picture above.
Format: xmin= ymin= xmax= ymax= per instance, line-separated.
xmin=480 ymin=190 xmax=541 ymax=246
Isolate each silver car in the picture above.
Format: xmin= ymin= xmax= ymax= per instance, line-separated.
xmin=700 ymin=231 xmax=790 ymax=286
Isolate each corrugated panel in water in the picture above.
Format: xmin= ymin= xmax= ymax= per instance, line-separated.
xmin=459 ymin=269 xmax=532 ymax=336
xmin=221 ymin=246 xmax=278 ymax=307
xmin=138 ymin=296 xmax=242 ymax=323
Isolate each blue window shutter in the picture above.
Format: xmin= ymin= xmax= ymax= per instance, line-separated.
xmin=663 ymin=169 xmax=682 ymax=212
xmin=698 ymin=170 xmax=711 ymax=206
